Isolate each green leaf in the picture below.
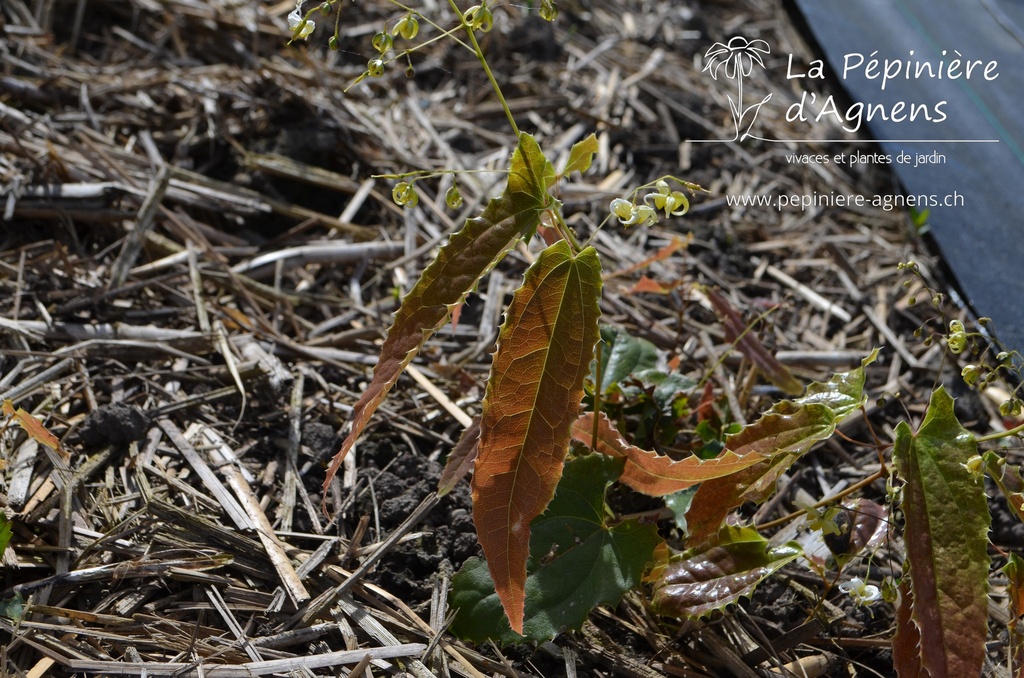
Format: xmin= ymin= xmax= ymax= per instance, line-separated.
xmin=451 ymin=454 xmax=662 ymax=644
xmin=651 ymin=525 xmax=801 ymax=618
xmin=0 ymin=512 xmax=12 ymax=560
xmin=560 ymin=133 xmax=599 ymax=179
xmin=664 ymin=487 xmax=699 ymax=535
xmin=796 ymin=348 xmax=878 ymax=419
xmin=594 ymin=326 xmax=659 ymax=395
xmin=324 ymin=132 xmax=555 ymax=492
xmin=891 ymin=387 xmax=989 ymax=678
xmin=629 ymin=369 xmax=696 ymax=411
xmin=0 ymin=592 xmax=25 ymax=623
xmin=684 ymin=353 xmax=874 ymax=544
xmin=472 ymin=240 xmax=602 ymax=634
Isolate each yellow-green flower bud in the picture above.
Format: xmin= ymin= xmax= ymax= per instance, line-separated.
xmin=393 ymin=14 xmax=419 ymax=40
xmin=372 ymin=31 xmax=393 ymax=53
xmin=961 ymin=364 xmax=981 ymax=386
xmin=392 ymin=181 xmax=418 ymax=207
xmin=445 ymin=183 xmax=463 ymax=209
xmin=367 ymin=58 xmax=386 ymax=77
xmin=464 ymin=5 xmax=494 ymax=31
xmin=947 ymin=331 xmax=967 ymax=354
xmin=610 ymin=198 xmax=634 ymax=222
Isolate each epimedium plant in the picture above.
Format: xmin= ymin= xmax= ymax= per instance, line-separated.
xmin=302 ymin=0 xmax=697 ymax=635
xmin=287 ymin=2 xmax=1024 ymax=673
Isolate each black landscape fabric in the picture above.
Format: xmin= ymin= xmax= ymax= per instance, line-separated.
xmin=789 ymin=0 xmax=1024 ymax=353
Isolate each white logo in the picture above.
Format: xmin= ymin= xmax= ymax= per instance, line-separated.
xmin=703 ymin=36 xmax=773 ymax=141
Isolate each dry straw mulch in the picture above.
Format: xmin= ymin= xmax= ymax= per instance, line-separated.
xmin=1 ymin=0 xmax=1014 ymax=675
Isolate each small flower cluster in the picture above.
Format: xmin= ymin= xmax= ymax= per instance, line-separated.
xmin=389 ymin=175 xmax=464 ymax=210
xmin=999 ymin=394 xmax=1024 ymax=418
xmin=610 ymin=179 xmax=692 ymax=228
xmin=367 ymin=12 xmax=420 ymax=77
xmin=898 ymin=262 xmax=1024 ymax=416
xmin=942 ymin=314 xmax=1024 ymax=416
xmin=838 ymin=577 xmax=882 ymax=606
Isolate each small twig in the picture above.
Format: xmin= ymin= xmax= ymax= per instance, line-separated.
xmin=279 ymin=371 xmax=305 ymax=533
xmin=199 ymin=425 xmax=311 ymax=605
xmin=289 ymin=492 xmax=441 ymax=628
xmin=761 ymin=260 xmax=853 ymax=324
xmin=406 ymin=364 xmax=473 ymax=428
xmin=108 ymin=164 xmax=171 ymax=288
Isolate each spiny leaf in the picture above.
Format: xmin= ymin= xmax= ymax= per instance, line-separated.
xmin=891 ymin=387 xmax=989 ymax=678
xmin=1003 ymin=554 xmax=1024 ymax=678
xmin=323 ymin=133 xmax=555 ymax=494
xmin=651 ymin=525 xmax=801 ymax=619
xmin=571 ymin=411 xmax=775 ymax=496
xmin=2 ymin=399 xmax=61 ymax=453
xmin=560 ymin=133 xmax=598 ymax=179
xmin=472 ymin=240 xmax=602 ymax=635
xmin=451 ymin=455 xmax=661 ymax=644
xmin=796 ymin=347 xmax=878 ymax=419
xmin=1006 ymin=553 xmax=1024 ymax=624
xmin=437 ymin=418 xmax=480 ymax=497
xmin=893 ymin=578 xmax=924 ymax=678
xmin=706 ymin=288 xmax=802 ymax=396
xmin=684 ymin=454 xmax=800 ymax=545
xmin=684 ymin=353 xmax=874 ymax=544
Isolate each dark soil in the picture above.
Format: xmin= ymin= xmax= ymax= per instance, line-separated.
xmin=354 ymin=441 xmax=478 ymax=605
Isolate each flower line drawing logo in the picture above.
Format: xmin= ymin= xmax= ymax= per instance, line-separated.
xmin=703 ymin=36 xmax=773 ymax=141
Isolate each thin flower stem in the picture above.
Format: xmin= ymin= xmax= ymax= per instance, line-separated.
xmin=374 ymin=167 xmax=507 ymax=181
xmin=592 ymin=340 xmax=603 ymax=447
xmin=444 ymin=0 xmax=519 ymax=136
xmin=385 ymin=0 xmax=474 ymax=51
xmin=976 ymin=421 xmax=1024 ymax=443
xmin=465 ymin=27 xmax=519 ymax=136
xmin=550 ymin=209 xmax=581 ymax=252
xmin=755 ymin=468 xmax=886 ymax=532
